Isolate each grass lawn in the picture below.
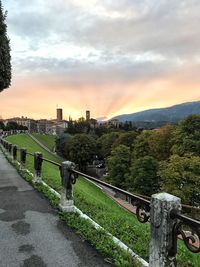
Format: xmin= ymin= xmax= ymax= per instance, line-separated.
xmin=32 ymin=133 xmax=56 ymax=151
xmin=5 ymin=134 xmax=200 ymax=267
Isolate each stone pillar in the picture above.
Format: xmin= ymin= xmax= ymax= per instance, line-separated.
xmin=59 ymin=161 xmax=76 ymax=212
xmin=12 ymin=145 xmax=17 ymax=161
xmin=33 ymin=152 xmax=43 ymax=183
xmin=20 ymin=148 xmax=27 ymax=170
xmin=149 ymin=193 xmax=181 ymax=267
xmin=8 ymin=143 xmax=12 ymax=157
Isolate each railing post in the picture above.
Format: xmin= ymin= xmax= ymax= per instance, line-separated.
xmin=59 ymin=161 xmax=76 ymax=212
xmin=8 ymin=143 xmax=12 ymax=155
xmin=33 ymin=152 xmax=43 ymax=183
xmin=20 ymin=148 xmax=27 ymax=170
xmin=12 ymin=145 xmax=17 ymax=161
xmin=149 ymin=193 xmax=181 ymax=267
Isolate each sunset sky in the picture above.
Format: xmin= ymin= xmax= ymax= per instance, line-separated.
xmin=1 ymin=0 xmax=200 ymax=120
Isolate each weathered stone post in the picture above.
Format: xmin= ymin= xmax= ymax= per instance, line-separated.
xmin=6 ymin=142 xmax=9 ymax=153
xmin=33 ymin=152 xmax=43 ymax=183
xmin=149 ymin=193 xmax=181 ymax=267
xmin=20 ymin=148 xmax=27 ymax=170
xmin=12 ymin=145 xmax=17 ymax=161
xmin=59 ymin=161 xmax=76 ymax=212
xmin=8 ymin=143 xmax=12 ymax=155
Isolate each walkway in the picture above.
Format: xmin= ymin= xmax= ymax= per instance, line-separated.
xmin=0 ymin=151 xmax=111 ymax=267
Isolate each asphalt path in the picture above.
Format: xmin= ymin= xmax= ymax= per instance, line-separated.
xmin=0 ymin=150 xmax=111 ymax=267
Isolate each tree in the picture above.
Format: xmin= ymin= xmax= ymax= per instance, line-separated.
xmin=68 ymin=134 xmax=97 ymax=171
xmin=0 ymin=1 xmax=11 ymax=92
xmin=132 ymin=130 xmax=153 ymax=158
xmin=107 ymin=145 xmax=131 ymax=188
xmin=56 ymin=133 xmax=72 ymax=158
xmin=159 ymin=154 xmax=200 ymax=206
xmin=97 ymin=132 xmax=120 ymax=158
xmin=148 ymin=125 xmax=175 ymax=160
xmin=172 ymin=115 xmax=200 ymax=156
xmin=112 ymin=131 xmax=138 ymax=149
xmin=128 ymin=156 xmax=159 ymax=196
xmin=0 ymin=120 xmax=5 ymax=130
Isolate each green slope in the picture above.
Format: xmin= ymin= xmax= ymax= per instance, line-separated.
xmin=32 ymin=133 xmax=56 ymax=151
xmin=5 ymin=134 xmax=200 ymax=267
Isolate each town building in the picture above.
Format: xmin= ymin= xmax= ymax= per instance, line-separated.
xmin=86 ymin=110 xmax=90 ymax=121
xmin=57 ymin=108 xmax=63 ymax=121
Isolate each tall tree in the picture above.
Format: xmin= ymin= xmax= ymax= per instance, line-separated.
xmin=97 ymin=132 xmax=120 ymax=158
xmin=159 ymin=154 xmax=200 ymax=206
xmin=132 ymin=130 xmax=153 ymax=158
xmin=172 ymin=115 xmax=200 ymax=156
xmin=128 ymin=156 xmax=159 ymax=196
xmin=107 ymin=145 xmax=131 ymax=188
xmin=0 ymin=1 xmax=11 ymax=91
xmin=68 ymin=134 xmax=97 ymax=171
xmin=148 ymin=125 xmax=175 ymax=160
xmin=112 ymin=131 xmax=138 ymax=149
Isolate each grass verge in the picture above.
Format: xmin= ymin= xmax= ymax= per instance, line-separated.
xmin=31 ymin=133 xmax=56 ymax=151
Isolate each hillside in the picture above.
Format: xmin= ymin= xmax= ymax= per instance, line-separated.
xmin=112 ymin=101 xmax=200 ymax=123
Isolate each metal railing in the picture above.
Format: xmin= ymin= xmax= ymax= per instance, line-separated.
xmin=1 ymin=136 xmax=200 ymax=267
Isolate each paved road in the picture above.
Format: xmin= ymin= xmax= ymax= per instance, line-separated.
xmin=0 ymin=151 xmax=111 ymax=267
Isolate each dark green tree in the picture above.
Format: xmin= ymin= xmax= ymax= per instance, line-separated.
xmin=0 ymin=1 xmax=11 ymax=91
xmin=132 ymin=130 xmax=153 ymax=158
xmin=0 ymin=120 xmax=5 ymax=129
xmin=172 ymin=115 xmax=200 ymax=156
xmin=68 ymin=134 xmax=97 ymax=171
xmin=97 ymin=132 xmax=120 ymax=158
xmin=159 ymin=154 xmax=200 ymax=206
xmin=148 ymin=125 xmax=175 ymax=160
xmin=107 ymin=145 xmax=131 ymax=188
xmin=112 ymin=131 xmax=138 ymax=149
xmin=128 ymin=156 xmax=159 ymax=196
xmin=56 ymin=133 xmax=72 ymax=158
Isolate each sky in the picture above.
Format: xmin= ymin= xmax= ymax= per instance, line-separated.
xmin=0 ymin=0 xmax=200 ymax=120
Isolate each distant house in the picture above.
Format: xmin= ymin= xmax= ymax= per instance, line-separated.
xmin=4 ymin=117 xmax=37 ymax=132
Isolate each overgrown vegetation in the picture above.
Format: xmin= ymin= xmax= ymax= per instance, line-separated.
xmin=4 ymin=133 xmax=200 ymax=267
xmin=0 ymin=0 xmax=11 ymax=92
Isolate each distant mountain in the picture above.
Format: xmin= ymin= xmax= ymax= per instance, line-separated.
xmin=112 ymin=101 xmax=200 ymax=124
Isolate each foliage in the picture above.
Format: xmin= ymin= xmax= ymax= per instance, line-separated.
xmin=148 ymin=124 xmax=175 ymax=160
xmin=172 ymin=115 xmax=200 ymax=156
xmin=98 ymin=132 xmax=120 ymax=158
xmin=68 ymin=133 xmax=97 ymax=170
xmin=112 ymin=131 xmax=138 ymax=149
xmin=132 ymin=130 xmax=153 ymax=158
xmin=5 ymin=121 xmax=28 ymax=131
xmin=159 ymin=154 xmax=200 ymax=206
xmin=128 ymin=156 xmax=159 ymax=196
xmin=0 ymin=120 xmax=5 ymax=130
xmin=67 ymin=119 xmax=91 ymax=134
xmin=0 ymin=0 xmax=11 ymax=91
xmin=107 ymin=145 xmax=131 ymax=188
xmin=55 ymin=133 xmax=72 ymax=158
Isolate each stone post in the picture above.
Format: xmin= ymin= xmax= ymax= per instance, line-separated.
xmin=59 ymin=161 xmax=76 ymax=212
xmin=20 ymin=148 xmax=27 ymax=170
xmin=33 ymin=152 xmax=43 ymax=183
xmin=8 ymin=143 xmax=12 ymax=155
xmin=12 ymin=145 xmax=17 ymax=161
xmin=149 ymin=193 xmax=181 ymax=267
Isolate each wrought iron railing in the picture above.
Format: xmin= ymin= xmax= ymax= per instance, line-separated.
xmin=1 ymin=136 xmax=200 ymax=266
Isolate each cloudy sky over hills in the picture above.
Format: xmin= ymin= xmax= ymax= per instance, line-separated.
xmin=1 ymin=0 xmax=200 ymax=119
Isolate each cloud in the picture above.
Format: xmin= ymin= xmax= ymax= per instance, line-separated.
xmin=2 ymin=0 xmax=200 ymax=119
